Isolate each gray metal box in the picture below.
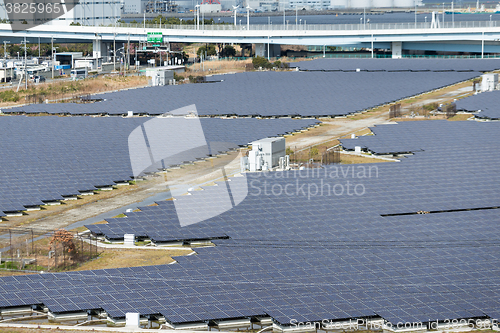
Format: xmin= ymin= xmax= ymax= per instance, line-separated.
xmin=250 ymin=137 xmax=286 ymax=168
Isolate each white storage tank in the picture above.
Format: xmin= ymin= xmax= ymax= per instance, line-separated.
xmin=330 ymin=0 xmax=349 ymax=8
xmin=349 ymin=0 xmax=372 ymax=8
xmin=374 ymin=0 xmax=393 ymax=7
xmin=393 ymin=0 xmax=413 ymax=7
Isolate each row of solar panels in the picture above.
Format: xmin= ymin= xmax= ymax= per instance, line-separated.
xmin=1 ymin=120 xmax=500 ymax=327
xmin=1 ymin=209 xmax=500 ymax=325
xmin=455 ymin=90 xmax=500 ymax=120
xmin=292 ymin=58 xmax=500 ymax=72
xmin=0 ymin=116 xmax=318 ymax=216
xmin=6 ymin=71 xmax=480 ymax=117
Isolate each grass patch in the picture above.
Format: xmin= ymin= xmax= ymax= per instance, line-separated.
xmin=75 ymin=248 xmax=192 ymax=270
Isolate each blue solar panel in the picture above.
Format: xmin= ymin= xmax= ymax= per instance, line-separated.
xmin=7 ymin=71 xmax=480 ymax=117
xmin=0 ymin=116 xmax=318 ymax=215
xmin=1 ymin=119 xmax=499 ymax=327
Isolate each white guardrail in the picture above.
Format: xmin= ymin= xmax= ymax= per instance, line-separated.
xmin=108 ymin=20 xmax=499 ymax=31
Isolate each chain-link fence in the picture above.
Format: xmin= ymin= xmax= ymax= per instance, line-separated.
xmin=0 ymin=227 xmax=98 ymax=272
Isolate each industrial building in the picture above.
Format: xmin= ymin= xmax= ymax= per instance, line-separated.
xmin=0 ymin=0 xmax=121 ymax=26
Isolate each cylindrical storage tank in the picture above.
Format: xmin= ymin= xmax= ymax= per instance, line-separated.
xmin=331 ymin=0 xmax=349 ymax=9
xmin=394 ymin=0 xmax=413 ymax=7
xmin=349 ymin=0 xmax=371 ymax=8
xmin=372 ymin=0 xmax=394 ymax=7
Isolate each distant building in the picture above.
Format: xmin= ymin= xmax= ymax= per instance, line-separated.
xmin=330 ymin=0 xmax=418 ymax=8
xmin=0 ymin=0 xmax=122 ymax=26
xmin=123 ymin=0 xmax=144 ymax=13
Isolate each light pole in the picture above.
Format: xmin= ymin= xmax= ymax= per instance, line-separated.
xmin=363 ymin=7 xmax=366 ymax=29
xmin=51 ymin=37 xmax=54 ymax=79
xmin=246 ymin=5 xmax=251 ymax=30
xmin=195 ymin=4 xmax=200 ymax=30
xmin=452 ymin=1 xmax=454 ymax=27
xmin=295 ymin=6 xmax=298 ymax=28
xmin=442 ymin=2 xmax=445 ymax=25
xmin=490 ymin=14 xmax=492 ymax=27
xmin=113 ymin=33 xmax=116 ymax=71
xmin=3 ymin=41 xmax=9 ymax=59
xmin=414 ymin=0 xmax=417 ymax=28
xmin=23 ymin=36 xmax=28 ymax=90
xmin=232 ymin=5 xmax=239 ymax=26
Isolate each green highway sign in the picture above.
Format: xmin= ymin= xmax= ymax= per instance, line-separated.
xmin=152 ymin=44 xmax=161 ymax=47
xmin=147 ymin=32 xmax=163 ymax=44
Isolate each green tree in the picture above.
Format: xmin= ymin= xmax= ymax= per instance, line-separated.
xmin=197 ymin=44 xmax=216 ymax=57
xmin=252 ymin=56 xmax=271 ymax=69
xmin=222 ymin=45 xmax=236 ymax=57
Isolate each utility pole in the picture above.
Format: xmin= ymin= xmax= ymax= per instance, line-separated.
xmin=24 ymin=36 xmax=27 ymax=90
xmin=3 ymin=41 xmax=9 ymax=59
xmin=127 ymin=33 xmax=130 ymax=74
xmin=51 ymin=37 xmax=54 ymax=79
xmin=113 ymin=33 xmax=116 ymax=71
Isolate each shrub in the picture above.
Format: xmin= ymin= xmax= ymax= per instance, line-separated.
xmin=0 ymin=90 xmax=20 ymax=102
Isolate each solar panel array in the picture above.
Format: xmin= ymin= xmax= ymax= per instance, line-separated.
xmin=7 ymin=71 xmax=479 ymax=117
xmin=2 ymin=208 xmax=500 ymax=325
xmin=292 ymin=58 xmax=500 ymax=72
xmin=455 ymin=90 xmax=500 ymax=120
xmin=339 ymin=120 xmax=499 ymax=154
xmin=0 ymin=116 xmax=317 ymax=216
xmin=89 ymin=120 xmax=500 ymax=240
xmin=2 ymin=120 xmax=499 ymax=327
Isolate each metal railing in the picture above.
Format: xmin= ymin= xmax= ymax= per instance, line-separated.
xmin=105 ymin=20 xmax=500 ymax=32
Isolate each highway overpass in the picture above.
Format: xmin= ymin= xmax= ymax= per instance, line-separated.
xmin=0 ymin=20 xmax=499 ymax=58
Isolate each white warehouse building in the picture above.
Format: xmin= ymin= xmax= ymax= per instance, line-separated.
xmin=330 ymin=0 xmax=416 ymax=8
xmin=0 ymin=0 xmax=121 ymax=26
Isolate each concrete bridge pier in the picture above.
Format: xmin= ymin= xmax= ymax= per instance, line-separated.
xmin=391 ymin=41 xmax=402 ymax=59
xmin=255 ymin=43 xmax=281 ymax=58
xmin=92 ymin=39 xmax=112 ymax=62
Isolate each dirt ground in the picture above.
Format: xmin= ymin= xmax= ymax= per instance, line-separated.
xmin=74 ymin=248 xmax=193 ymax=271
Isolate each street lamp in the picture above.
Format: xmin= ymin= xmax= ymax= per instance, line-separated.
xmin=232 ymin=5 xmax=239 ymax=26
xmin=22 ymin=36 xmax=28 ymax=90
xmin=295 ymin=5 xmax=298 ymax=28
xmin=451 ymin=1 xmax=454 ymax=27
xmin=246 ymin=4 xmax=251 ymax=31
xmin=195 ymin=4 xmax=200 ymax=30
xmin=51 ymin=37 xmax=56 ymax=79
xmin=3 ymin=41 xmax=9 ymax=59
xmin=442 ymin=2 xmax=445 ymax=24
